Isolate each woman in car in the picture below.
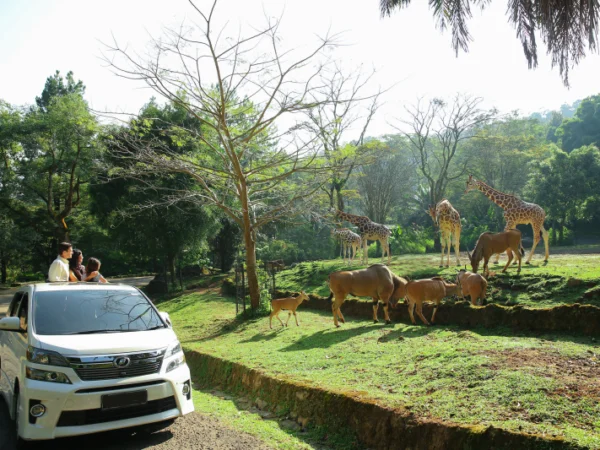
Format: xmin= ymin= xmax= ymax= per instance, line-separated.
xmin=69 ymin=249 xmax=99 ymax=282
xmin=85 ymin=257 xmax=108 ymax=283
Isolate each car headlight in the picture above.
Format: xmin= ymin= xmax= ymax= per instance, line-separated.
xmin=166 ymin=353 xmax=186 ymax=373
xmin=26 ymin=367 xmax=72 ymax=384
xmin=165 ymin=340 xmax=185 ymax=372
xmin=168 ymin=340 xmax=182 ymax=357
xmin=27 ymin=346 xmax=69 ymax=367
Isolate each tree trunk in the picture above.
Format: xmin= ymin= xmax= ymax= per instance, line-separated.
xmin=335 ymin=185 xmax=345 ymax=211
xmin=55 ymin=219 xmax=70 ymax=243
xmin=328 ymin=186 xmax=335 ymax=209
xmin=559 ymin=220 xmax=565 ymax=243
xmin=168 ymin=253 xmax=177 ymax=287
xmin=243 ymin=226 xmax=260 ymax=309
xmin=1 ymin=256 xmax=7 ymax=284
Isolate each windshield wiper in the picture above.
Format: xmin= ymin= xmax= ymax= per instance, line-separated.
xmin=67 ymin=329 xmax=139 ymax=335
xmin=145 ymin=325 xmax=166 ymax=330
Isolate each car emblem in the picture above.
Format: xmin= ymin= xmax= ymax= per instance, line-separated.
xmin=114 ymin=357 xmax=131 ymax=368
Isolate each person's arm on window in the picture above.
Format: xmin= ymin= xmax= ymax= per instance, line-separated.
xmin=69 ymin=270 xmax=79 ymax=282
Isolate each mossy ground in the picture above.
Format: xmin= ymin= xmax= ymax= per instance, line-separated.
xmin=274 ymin=251 xmax=600 ymax=308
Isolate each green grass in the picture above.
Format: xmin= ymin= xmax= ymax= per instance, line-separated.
xmin=158 ymin=287 xmax=600 ymax=449
xmin=275 ymin=252 xmax=600 ymax=308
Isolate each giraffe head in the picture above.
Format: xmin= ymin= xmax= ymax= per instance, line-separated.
xmin=465 ymin=174 xmax=477 ymax=194
xmin=427 ymin=204 xmax=438 ymax=226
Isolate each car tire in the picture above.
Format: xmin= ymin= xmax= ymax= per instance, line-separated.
xmin=13 ymin=391 xmax=26 ymax=449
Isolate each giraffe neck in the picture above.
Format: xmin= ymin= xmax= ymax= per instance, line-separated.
xmin=475 ymin=181 xmax=511 ymax=209
xmin=337 ymin=211 xmax=365 ymax=227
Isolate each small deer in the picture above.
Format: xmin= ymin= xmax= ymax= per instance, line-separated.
xmin=269 ymin=291 xmax=309 ymax=329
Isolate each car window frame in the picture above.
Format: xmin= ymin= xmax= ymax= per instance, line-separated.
xmin=8 ymin=292 xmax=24 ymax=317
xmin=17 ymin=293 xmax=29 ymax=337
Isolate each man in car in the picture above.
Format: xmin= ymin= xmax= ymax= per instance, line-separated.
xmin=48 ymin=242 xmax=73 ymax=282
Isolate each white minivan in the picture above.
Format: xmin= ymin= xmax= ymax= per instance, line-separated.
xmin=0 ymin=282 xmax=194 ymax=443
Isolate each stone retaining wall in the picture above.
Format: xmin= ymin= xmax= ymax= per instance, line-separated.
xmin=186 ymin=351 xmax=582 ymax=450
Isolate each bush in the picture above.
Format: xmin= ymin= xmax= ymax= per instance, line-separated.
xmin=549 ymin=226 xmax=574 ymax=246
xmin=389 ymin=224 xmax=434 ymax=255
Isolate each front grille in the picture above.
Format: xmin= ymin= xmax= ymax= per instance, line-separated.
xmin=67 ymin=349 xmax=166 ymax=381
xmin=57 ymin=396 xmax=177 ymax=427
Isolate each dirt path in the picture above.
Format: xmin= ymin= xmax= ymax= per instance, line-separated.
xmin=0 ymin=397 xmax=273 ymax=450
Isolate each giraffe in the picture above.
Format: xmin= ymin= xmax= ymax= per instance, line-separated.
xmin=427 ymin=199 xmax=462 ymax=267
xmin=465 ymin=174 xmax=549 ymax=264
xmin=334 ymin=210 xmax=391 ymax=265
xmin=331 ymin=228 xmax=362 ymax=265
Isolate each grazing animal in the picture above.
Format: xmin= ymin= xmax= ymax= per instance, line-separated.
xmin=326 ymin=264 xmax=407 ymax=327
xmin=333 ymin=210 xmax=391 ymax=265
xmin=331 ymin=228 xmax=362 ymax=265
xmin=456 ymin=269 xmax=488 ymax=306
xmin=467 ymin=229 xmax=525 ymax=277
xmin=404 ymin=277 xmax=459 ymax=325
xmin=465 ymin=174 xmax=549 ymax=264
xmin=269 ymin=291 xmax=309 ymax=329
xmin=427 ymin=199 xmax=462 ymax=267
xmin=266 ymin=259 xmax=285 ymax=272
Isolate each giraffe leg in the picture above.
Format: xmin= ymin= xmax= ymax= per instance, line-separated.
xmin=445 ymin=233 xmax=451 ymax=267
xmin=439 ymin=230 xmax=448 ymax=267
xmin=541 ymin=225 xmax=549 ymax=262
xmin=526 ymin=223 xmax=542 ymax=264
xmin=453 ymin=227 xmax=461 ymax=266
xmin=363 ymin=238 xmax=368 ymax=265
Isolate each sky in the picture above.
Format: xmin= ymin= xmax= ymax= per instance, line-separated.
xmin=1 ymin=0 xmax=599 ymax=138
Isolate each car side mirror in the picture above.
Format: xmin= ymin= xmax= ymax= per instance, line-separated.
xmin=159 ymin=312 xmax=172 ymax=327
xmin=0 ymin=317 xmax=21 ymax=332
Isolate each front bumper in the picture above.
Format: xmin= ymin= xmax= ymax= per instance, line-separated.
xmin=18 ymin=363 xmax=194 ymax=440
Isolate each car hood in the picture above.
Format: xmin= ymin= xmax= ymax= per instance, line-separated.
xmin=34 ymin=328 xmax=178 ymax=356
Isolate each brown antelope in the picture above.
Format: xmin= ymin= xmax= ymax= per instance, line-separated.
xmin=456 ymin=269 xmax=488 ymax=306
xmin=269 ymin=291 xmax=309 ymax=329
xmin=467 ymin=229 xmax=524 ymax=277
xmin=403 ymin=277 xmax=459 ymax=326
xmin=327 ymin=264 xmax=407 ymax=327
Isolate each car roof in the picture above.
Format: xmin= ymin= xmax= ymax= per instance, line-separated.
xmin=31 ymin=282 xmax=139 ymax=293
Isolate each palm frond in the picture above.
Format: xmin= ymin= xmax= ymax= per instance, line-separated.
xmin=379 ymin=0 xmax=600 ymax=86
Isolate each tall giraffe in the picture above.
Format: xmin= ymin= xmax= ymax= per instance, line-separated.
xmin=465 ymin=175 xmax=549 ymax=264
xmin=334 ymin=210 xmax=391 ymax=265
xmin=427 ymin=199 xmax=461 ymax=267
xmin=331 ymin=228 xmax=362 ymax=265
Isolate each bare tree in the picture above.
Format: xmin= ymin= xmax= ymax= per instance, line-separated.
xmin=303 ymin=65 xmax=382 ymax=211
xmin=101 ymin=0 xmax=348 ymax=309
xmin=357 ymin=136 xmax=417 ymax=224
xmin=393 ymin=95 xmax=496 ymax=209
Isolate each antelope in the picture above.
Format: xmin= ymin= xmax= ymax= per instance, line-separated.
xmin=456 ymin=269 xmax=488 ymax=306
xmin=269 ymin=291 xmax=309 ymax=329
xmin=467 ymin=229 xmax=524 ymax=277
xmin=403 ymin=277 xmax=459 ymax=326
xmin=327 ymin=264 xmax=407 ymax=327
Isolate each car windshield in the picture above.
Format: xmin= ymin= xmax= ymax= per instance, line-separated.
xmin=33 ymin=289 xmax=165 ymax=335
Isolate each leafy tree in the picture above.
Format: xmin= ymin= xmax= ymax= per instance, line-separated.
xmin=1 ymin=72 xmax=98 ymax=243
xmin=527 ymin=145 xmax=600 ymax=243
xmin=380 ymin=0 xmax=600 ymax=86
xmin=556 ymin=94 xmax=600 ymax=153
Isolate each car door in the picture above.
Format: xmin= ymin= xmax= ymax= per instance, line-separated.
xmin=0 ymin=292 xmax=23 ymax=396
